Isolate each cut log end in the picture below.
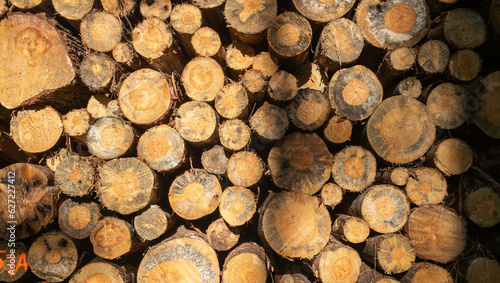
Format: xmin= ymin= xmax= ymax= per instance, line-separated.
xmin=433 ymin=138 xmax=473 ymax=175
xmin=449 ymin=49 xmax=481 ymax=81
xmin=90 ymin=217 xmax=135 ymax=260
xmin=87 ymin=117 xmax=135 ymax=159
xmin=62 ymin=109 xmax=91 ymax=137
xmin=182 ymin=57 xmax=225 ymax=102
xmin=364 ymin=234 xmax=416 ymax=274
xmin=81 ymin=11 xmax=122 ymax=52
xmin=201 ymin=145 xmax=229 ymax=175
xmin=215 ymin=83 xmax=250 ymax=120
xmin=465 ymin=186 xmax=500 ymax=228
xmin=222 ymin=243 xmax=269 ymax=283
xmin=405 ymin=167 xmax=447 ymax=206
xmin=465 ymin=257 xmax=500 ymax=283
xmin=55 ymin=155 xmax=95 ymax=197
xmin=287 ymin=88 xmax=331 ymax=131
xmin=80 ymin=52 xmax=116 ymax=91
xmin=134 ymin=205 xmax=174 ymax=241
xmin=332 ymin=146 xmax=376 ymax=193
xmin=417 ymin=40 xmax=450 ymax=74
xmin=69 ymin=259 xmax=133 ymax=283
xmin=474 ymin=71 xmax=500 ymax=138
xmin=332 ymin=215 xmax=370 ymax=244
xmin=140 ymin=0 xmax=172 ymax=21
xmin=401 ymin=262 xmax=453 ymax=283
xmin=58 ymin=199 xmax=101 ymax=239
xmin=268 ymin=70 xmax=299 ymax=103
xmin=207 ymin=218 xmax=240 ymax=251
xmin=252 ymin=52 xmax=279 ymax=79
xmin=137 ymin=125 xmax=186 ymax=172
xmin=175 ymin=101 xmax=219 ymax=147
xmin=219 ymin=186 xmax=256 ymax=226
xmin=249 ymin=102 xmax=289 ymax=143
xmin=292 ymin=0 xmax=356 ymax=22
xmin=53 ymin=0 xmax=93 ymax=20
xmin=444 ymin=8 xmax=487 ymax=49
xmin=219 ymin=119 xmax=251 ymax=152
xmin=227 ymin=151 xmax=264 ymax=187
xmin=311 ymin=238 xmax=361 ymax=282
xmin=320 ymin=183 xmax=343 ymax=208
xmin=323 ymin=116 xmax=353 ymax=144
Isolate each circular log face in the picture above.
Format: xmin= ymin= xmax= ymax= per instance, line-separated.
xmin=332 ymin=146 xmax=376 ymax=192
xmin=137 ymin=125 xmax=186 ymax=172
xmin=224 ymin=0 xmax=277 ymax=34
xmin=402 ymin=262 xmax=453 ymax=283
xmin=81 ymin=11 xmax=122 ymax=52
xmin=132 ymin=17 xmax=173 ymax=59
xmin=140 ymin=0 xmax=172 ymax=21
xmin=70 ymin=260 xmax=129 ymax=283
xmin=405 ymin=167 xmax=447 ymax=206
xmin=465 ymin=186 xmax=500 ymax=228
xmin=292 ymin=0 xmax=356 ymax=22
xmin=87 ymin=117 xmax=135 ymax=159
xmin=268 ymin=12 xmax=312 ymax=58
xmin=444 ymin=8 xmax=487 ymax=49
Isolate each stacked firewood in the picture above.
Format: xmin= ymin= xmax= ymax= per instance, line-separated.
xmin=1 ymin=0 xmax=500 ymax=282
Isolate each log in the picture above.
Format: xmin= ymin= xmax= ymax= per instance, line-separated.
xmin=363 ymin=234 xmax=416 ymax=274
xmin=192 ymin=0 xmax=229 ymax=44
xmin=224 ymin=0 xmax=277 ymax=46
xmin=0 ymin=163 xmax=59 ymax=239
xmin=132 ymin=17 xmax=186 ymax=74
xmin=191 ymin=27 xmax=225 ymax=66
xmin=350 ymin=184 xmax=410 ymax=234
xmin=201 ymin=145 xmax=229 ymax=175
xmin=137 ymin=124 xmax=186 ymax=172
xmin=215 ymin=83 xmax=250 ymax=120
xmin=405 ymin=167 xmax=447 ymax=206
xmin=69 ymin=258 xmax=134 ymax=283
xmin=225 ymin=41 xmax=256 ymax=80
xmin=27 ymin=231 xmax=78 ymax=282
xmin=331 ymin=146 xmax=377 ymax=193
xmin=206 ymin=218 xmax=240 ymax=251
xmin=259 ymin=191 xmax=331 ymax=259
xmin=80 ymin=52 xmax=116 ymax=91
xmin=355 ymin=0 xmax=431 ymax=49
xmin=294 ymin=62 xmax=328 ymax=93
xmin=315 ymin=18 xmax=364 ymax=72
xmin=86 ymin=117 xmax=135 ymax=159
xmin=377 ymin=47 xmax=417 ymax=87
xmin=0 ymin=240 xmax=28 ymax=282
xmin=97 ymin=158 xmax=158 ymax=215
xmin=58 ymin=199 xmax=101 ymax=240
xmin=9 ymin=0 xmax=43 ymax=11
xmin=118 ymin=68 xmax=173 ymax=125
xmin=465 ymin=186 xmax=500 ymax=228
xmin=134 ymin=205 xmax=174 ymax=241
xmin=462 ymin=257 xmax=500 ymax=283
xmin=45 ymin=148 xmax=75 ymax=172
xmin=268 ymin=132 xmax=332 ymax=195
xmin=267 ymin=70 xmax=299 ymax=104
xmin=331 ymin=215 xmax=370 ymax=244
xmin=170 ymin=3 xmax=202 ymax=57
xmin=320 ymin=182 xmax=343 ymax=208
xmin=474 ymin=71 xmax=500 ymax=139
xmin=276 ymin=264 xmax=312 ymax=283
xmin=249 ymin=102 xmax=289 ymax=143
xmin=252 ymin=51 xmax=278 ymax=79
xmin=426 ymin=0 xmax=458 ymax=18
xmin=388 ymin=167 xmax=410 ymax=186
xmin=219 ymin=186 xmax=256 ymax=226
xmin=80 ymin=10 xmax=122 ymax=52
xmin=181 ymin=56 xmax=225 ymax=102
xmin=89 ymin=216 xmax=137 ymax=260
xmin=137 ymin=226 xmax=220 ymax=283
xmin=55 ymin=155 xmax=95 ymax=197
xmin=405 ymin=205 xmax=466 ymax=263
xmin=174 ymin=101 xmax=219 ymax=147
xmin=267 ymin=11 xmax=312 ymax=68
xmin=417 ymin=40 xmax=450 ymax=75
xmin=242 ymin=69 xmax=267 ymax=103
xmin=112 ymin=42 xmax=148 ymax=70
xmin=168 ymin=168 xmax=221 ymax=220
xmin=287 ymin=88 xmax=330 ymax=131
xmin=366 ymin=95 xmax=436 ymax=164
xmin=309 ymin=237 xmax=361 ymax=283
xmin=227 ymin=151 xmax=264 ymax=187
xmin=444 ymin=8 xmax=487 ymax=49
xmin=10 ymin=106 xmax=63 ymax=153
xmin=432 ymin=138 xmax=473 ymax=175
xmin=292 ymin=0 xmax=356 ymax=23
xmin=448 ymin=49 xmax=481 ymax=82
xmin=328 ymin=65 xmax=383 ymax=121
xmin=219 ymin=119 xmax=251 ymax=152
xmin=400 ymin=262 xmax=453 ymax=283
xmin=323 ymin=115 xmax=353 ymax=145
xmin=87 ymin=94 xmax=110 ymax=119
xmin=52 ymin=0 xmax=93 ymax=21
xmin=0 ymin=0 xmax=7 ymax=17
xmin=394 ymin=77 xmax=422 ymax=98
xmin=139 ymin=0 xmax=171 ymax=21
xmin=222 ymin=242 xmax=270 ymax=283
xmin=62 ymin=108 xmax=91 ymax=138
xmin=101 ymin=0 xmax=135 ymax=18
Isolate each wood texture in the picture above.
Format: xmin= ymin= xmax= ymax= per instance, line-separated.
xmin=137 ymin=125 xmax=186 ymax=172
xmin=287 ymin=88 xmax=330 ymax=131
xmin=206 ymin=218 xmax=240 ymax=251
xmin=134 ymin=205 xmax=174 ymax=241
xmin=222 ymin=242 xmax=269 ymax=283
xmin=219 ymin=186 xmax=256 ymax=226
xmin=89 ymin=216 xmax=137 ymax=260
xmin=55 ymin=155 xmax=95 ymax=196
xmin=404 ymin=167 xmax=447 ymax=206
xmin=81 ymin=10 xmax=122 ymax=52
xmin=249 ymin=102 xmax=289 ymax=143
xmin=58 ymin=199 xmax=101 ymax=239
xmin=332 ymin=146 xmax=376 ymax=193
xmin=227 ymin=151 xmax=264 ymax=187
xmin=87 ymin=117 xmax=135 ymax=159
xmin=181 ymin=56 xmax=225 ymax=102
xmin=175 ymin=101 xmax=219 ymax=147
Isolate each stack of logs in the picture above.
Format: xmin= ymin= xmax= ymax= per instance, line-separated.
xmin=1 ymin=0 xmax=500 ymax=282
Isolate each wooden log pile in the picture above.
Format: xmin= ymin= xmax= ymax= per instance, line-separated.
xmin=1 ymin=0 xmax=500 ymax=282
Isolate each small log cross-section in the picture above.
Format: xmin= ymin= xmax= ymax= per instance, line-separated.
xmin=192 ymin=27 xmax=225 ymax=65
xmin=219 ymin=186 xmax=256 ymax=226
xmin=202 ymin=145 xmax=229 ymax=175
xmin=80 ymin=52 xmax=116 ymax=91
xmin=259 ymin=191 xmax=331 ymax=259
xmin=405 ymin=167 xmax=447 ymax=206
xmin=169 ymin=169 xmax=222 ymax=220
xmin=377 ymin=47 xmax=417 ymax=87
xmin=417 ymin=40 xmax=450 ymax=74
xmin=222 ymin=242 xmax=270 ymax=283
xmin=268 ymin=132 xmax=332 ymax=195
xmin=90 ymin=216 xmax=137 ymax=260
xmin=137 ymin=227 xmax=220 ymax=283
xmin=267 ymin=70 xmax=299 ymax=104
xmin=58 ymin=199 xmax=102 ymax=239
xmin=448 ymin=49 xmax=481 ymax=82
xmin=62 ymin=109 xmax=91 ymax=138
xmin=363 ymin=234 xmax=416 ymax=274
xmin=465 ymin=186 xmax=500 ymax=228
xmin=323 ymin=115 xmax=353 ymax=145
xmin=332 ymin=146 xmax=377 ymax=193
xmin=134 ymin=205 xmax=175 ymax=241
xmin=401 ymin=262 xmax=453 ymax=283
xmin=432 ymin=138 xmax=473 ymax=175
xmin=464 ymin=257 xmax=500 ymax=283
xmin=69 ymin=258 xmax=133 ymax=283
xmin=55 ymin=155 xmax=95 ymax=197
xmin=219 ymin=119 xmax=251 ymax=152
xmin=97 ymin=158 xmax=159 ymax=215
xmin=215 ymin=83 xmax=250 ymax=120
xmin=137 ymin=125 xmax=186 ymax=172
xmin=53 ymin=0 xmax=93 ymax=21
xmin=175 ymin=101 xmax=219 ymax=147
xmin=181 ymin=56 xmax=225 ymax=102
xmin=225 ymin=41 xmax=255 ymax=80
xmin=444 ymin=8 xmax=487 ymax=49
xmin=87 ymin=117 xmax=135 ymax=159
xmin=140 ymin=0 xmax=172 ymax=21
xmin=426 ymin=82 xmax=467 ymax=129
xmin=292 ymin=0 xmax=356 ymax=23
xmin=249 ymin=102 xmax=289 ymax=143
xmin=332 ymin=214 xmax=370 ymax=244
xmin=227 ymin=151 xmax=264 ymax=187
xmin=206 ymin=218 xmax=240 ymax=251
xmin=367 ymin=95 xmax=436 ymax=164
xmin=320 ymin=183 xmax=343 ymax=208
xmin=27 ymin=231 xmax=79 ymax=282
xmin=80 ymin=11 xmax=122 ymax=52
xmin=170 ymin=3 xmax=203 ymax=57
xmin=405 ymin=205 xmax=466 ymax=264
xmin=287 ymin=88 xmax=331 ymax=131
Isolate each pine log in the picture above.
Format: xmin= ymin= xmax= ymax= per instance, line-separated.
xmin=249 ymin=102 xmax=289 ymax=143
xmin=134 ymin=205 xmax=174 ymax=241
xmin=227 ymin=151 xmax=264 ymax=187
xmin=55 ymin=155 xmax=95 ymax=197
xmin=80 ymin=10 xmax=122 ymax=52
xmin=27 ymin=231 xmax=78 ymax=282
xmin=448 ymin=49 xmax=481 ymax=82
xmin=137 ymin=124 xmax=186 ymax=172
xmin=366 ymin=95 xmax=436 ymax=164
xmin=132 ymin=17 xmax=186 ymax=74
xmin=181 ymin=56 xmax=225 ymax=102
xmin=276 ymin=264 xmax=312 ymax=283
xmin=350 ymin=184 xmax=410 ymax=234
xmin=87 ymin=94 xmax=110 ymax=120
xmin=294 ymin=62 xmax=328 ymax=93
xmin=287 ymin=88 xmax=330 ymax=131
xmin=323 ymin=116 xmax=353 ymax=145
xmin=62 ymin=109 xmax=91 ymax=138
xmin=89 ymin=216 xmax=138 ymax=260
xmin=259 ymin=191 xmax=331 ymax=259
xmin=170 ymin=3 xmax=202 ymax=57
xmin=400 ymin=262 xmax=453 ymax=283
xmin=417 ymin=40 xmax=450 ymax=75
xmin=87 ymin=117 xmax=135 ymax=159
xmin=377 ymin=47 xmax=416 ymax=87
xmin=463 ymin=257 xmax=500 ymax=283
xmin=363 ymin=234 xmax=416 ymax=274
xmin=101 ymin=0 xmax=135 ymax=18
xmin=268 ymin=132 xmax=332 ymax=195
xmin=242 ymin=69 xmax=267 ymax=103
xmin=215 ymin=83 xmax=250 ymax=120
xmin=267 ymin=11 xmax=311 ymax=68
xmin=174 ymin=101 xmax=219 ymax=147
xmin=320 ymin=182 xmax=343 ymax=208
xmin=45 ymin=148 xmax=75 ymax=172
xmin=9 ymin=0 xmax=43 ymax=10
xmin=219 ymin=186 xmax=256 ymax=226
xmin=474 ymin=71 xmax=500 ymax=139
xmin=97 ymin=158 xmax=158 ymax=215
xmin=267 ymin=70 xmax=299 ymax=104
xmin=80 ymin=52 xmax=116 ymax=91
xmin=315 ymin=18 xmax=364 ymax=72
xmin=137 ymin=226 xmax=220 ymax=283
xmin=332 ymin=146 xmax=376 ymax=193
xmin=219 ymin=119 xmax=251 ymax=152
xmin=292 ymin=0 xmax=356 ymax=23
xmin=394 ymin=77 xmax=422 ymax=98
xmin=328 ymin=65 xmax=383 ymax=121
xmin=192 ymin=0 xmax=229 ymax=44
xmin=331 ymin=215 xmax=370 ymax=244
xmin=118 ymin=68 xmax=172 ymax=125
xmin=252 ymin=52 xmax=278 ymax=79
xmin=432 ymin=138 xmax=473 ymax=176
xmin=355 ymin=0 xmax=431 ymax=49
xmin=192 ymin=27 xmax=225 ymax=66
xmin=0 ymin=163 xmax=59 ymax=239
xmin=356 ymin=261 xmax=383 ymax=283
xmin=10 ymin=106 xmax=63 ymax=153
xmin=201 ymin=145 xmax=229 ymax=175
xmin=225 ymin=41 xmax=255 ymax=80
xmin=405 ymin=167 xmax=447 ymax=206
xmin=112 ymin=42 xmax=147 ymax=70
xmin=0 ymin=240 xmax=28 ymax=282
xmin=388 ymin=167 xmax=410 ymax=186
xmin=58 ymin=199 xmax=101 ymax=240
xmin=224 ymin=0 xmax=277 ymax=46
xmin=139 ymin=0 xmax=171 ymax=21
xmin=69 ymin=258 xmax=134 ymax=283
xmin=52 ymin=0 xmax=93 ymax=21
xmin=206 ymin=218 xmax=240 ymax=251
xmin=444 ymin=8 xmax=487 ymax=49
xmin=405 ymin=205 xmax=466 ymax=263
xmin=465 ymin=186 xmax=500 ymax=228
xmin=222 ymin=242 xmax=270 ymax=283
xmin=168 ymin=169 xmax=221 ymax=220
